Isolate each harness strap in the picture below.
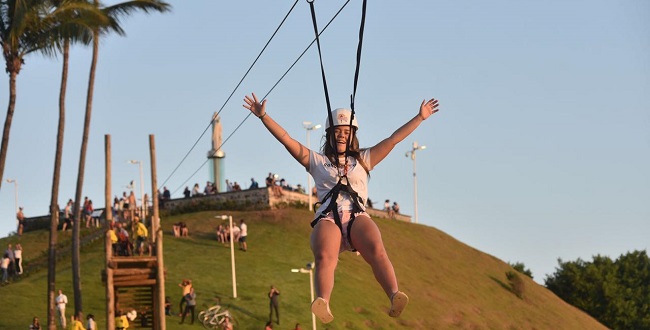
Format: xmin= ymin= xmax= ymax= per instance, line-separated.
xmin=310 ymin=177 xmax=365 ymax=252
xmin=307 ymin=0 xmax=338 ymax=168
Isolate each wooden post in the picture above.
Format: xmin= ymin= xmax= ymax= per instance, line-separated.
xmin=149 ymin=134 xmax=165 ymax=330
xmin=104 ymin=134 xmax=115 ymax=330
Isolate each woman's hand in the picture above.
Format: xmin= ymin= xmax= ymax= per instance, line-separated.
xmin=419 ymin=98 xmax=439 ymax=120
xmin=243 ymin=93 xmax=266 ymax=118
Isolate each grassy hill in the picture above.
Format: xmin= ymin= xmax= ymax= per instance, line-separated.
xmin=0 ymin=208 xmax=607 ymax=329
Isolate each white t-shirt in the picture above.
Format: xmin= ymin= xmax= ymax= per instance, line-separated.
xmin=13 ymin=249 xmax=21 ymax=259
xmin=309 ymin=150 xmax=372 ymax=217
xmin=1 ymin=257 xmax=9 ymax=269
xmin=240 ymin=223 xmax=248 ymax=237
xmin=55 ymin=293 xmax=68 ymax=309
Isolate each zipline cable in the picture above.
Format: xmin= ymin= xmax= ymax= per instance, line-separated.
xmin=159 ymin=0 xmax=300 ymax=189
xmin=169 ymin=0 xmax=354 ymax=195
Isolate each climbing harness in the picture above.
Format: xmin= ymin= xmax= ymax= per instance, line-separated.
xmin=307 ymin=0 xmax=368 ymax=250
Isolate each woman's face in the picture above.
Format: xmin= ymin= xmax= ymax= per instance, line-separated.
xmin=332 ymin=126 xmax=353 ymax=154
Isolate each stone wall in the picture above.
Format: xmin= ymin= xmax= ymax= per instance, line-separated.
xmin=21 ymin=188 xmax=411 ymax=232
xmin=161 ymin=187 xmax=412 ymax=222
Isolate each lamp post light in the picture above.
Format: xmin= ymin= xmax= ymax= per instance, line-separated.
xmin=6 ymin=179 xmax=18 ymax=215
xmin=292 ymin=262 xmax=316 ymax=330
xmin=303 ymin=122 xmax=321 ymax=211
xmin=216 ymin=215 xmax=238 ymax=298
xmin=127 ymin=160 xmax=145 ymax=219
xmin=405 ymin=142 xmax=426 ymax=224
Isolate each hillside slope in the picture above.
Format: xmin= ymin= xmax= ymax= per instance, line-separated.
xmin=0 ymin=208 xmax=606 ymax=329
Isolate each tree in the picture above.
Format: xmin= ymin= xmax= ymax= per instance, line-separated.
xmin=41 ymin=2 xmax=109 ymax=329
xmin=508 ymin=261 xmax=533 ymax=279
xmin=545 ymin=250 xmax=650 ymax=329
xmin=70 ymin=0 xmax=171 ymax=317
xmin=0 ymin=0 xmax=63 ymax=190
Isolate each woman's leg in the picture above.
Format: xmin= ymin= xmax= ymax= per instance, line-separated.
xmin=310 ymin=221 xmax=341 ymax=302
xmin=349 ymin=215 xmax=398 ymax=298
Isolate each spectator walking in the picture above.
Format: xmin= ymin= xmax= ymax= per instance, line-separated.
xmin=243 ymin=93 xmax=439 ymax=323
xmin=55 ymin=289 xmax=68 ymax=328
xmin=268 ymin=285 xmax=280 ymax=325
xmin=180 ymin=287 xmax=196 ymax=324
xmin=16 ymin=206 xmax=25 ymax=236
xmin=239 ymin=219 xmax=248 ymax=252
xmin=14 ymin=243 xmax=22 ymax=274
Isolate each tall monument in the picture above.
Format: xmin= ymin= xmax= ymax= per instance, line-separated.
xmin=208 ymin=112 xmax=225 ymax=192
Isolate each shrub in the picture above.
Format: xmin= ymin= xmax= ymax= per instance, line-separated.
xmin=506 ymin=270 xmax=525 ymax=299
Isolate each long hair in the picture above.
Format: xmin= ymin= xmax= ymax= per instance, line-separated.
xmin=321 ymin=128 xmax=370 ymax=176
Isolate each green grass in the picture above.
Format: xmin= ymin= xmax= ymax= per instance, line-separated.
xmin=0 ymin=208 xmax=607 ymax=329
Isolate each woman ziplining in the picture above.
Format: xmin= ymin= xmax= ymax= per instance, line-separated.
xmin=243 ymin=0 xmax=439 ymax=324
xmin=242 ymin=93 xmax=439 ymax=322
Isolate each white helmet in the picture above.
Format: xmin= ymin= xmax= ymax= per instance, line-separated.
xmin=325 ymin=108 xmax=359 ymax=131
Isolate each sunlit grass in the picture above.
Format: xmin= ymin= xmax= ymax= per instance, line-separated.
xmin=0 ymin=208 xmax=607 ymax=329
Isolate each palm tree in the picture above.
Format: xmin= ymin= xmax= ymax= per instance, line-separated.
xmin=41 ymin=2 xmax=109 ymax=329
xmin=70 ymin=0 xmax=171 ymax=317
xmin=0 ymin=0 xmax=60 ymax=189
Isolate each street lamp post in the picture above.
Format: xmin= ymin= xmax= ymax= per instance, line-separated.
xmin=127 ymin=160 xmax=145 ymax=219
xmin=303 ymin=122 xmax=321 ymax=211
xmin=405 ymin=142 xmax=426 ymax=224
xmin=216 ymin=215 xmax=238 ymax=298
xmin=6 ymin=178 xmax=18 ymax=215
xmin=292 ymin=262 xmax=316 ymax=330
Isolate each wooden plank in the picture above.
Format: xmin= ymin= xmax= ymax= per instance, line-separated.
xmin=114 ymin=279 xmax=157 ymax=287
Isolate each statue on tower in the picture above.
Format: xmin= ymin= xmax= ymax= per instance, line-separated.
xmin=208 ymin=112 xmax=225 ymax=191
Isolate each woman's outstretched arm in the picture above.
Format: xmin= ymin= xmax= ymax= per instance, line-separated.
xmin=368 ymin=98 xmax=439 ymax=168
xmin=243 ymin=93 xmax=310 ymax=168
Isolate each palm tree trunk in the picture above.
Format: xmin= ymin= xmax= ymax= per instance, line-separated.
xmin=72 ymin=28 xmax=99 ymax=317
xmin=48 ymin=39 xmax=69 ymax=330
xmin=0 ymin=68 xmax=18 ymax=190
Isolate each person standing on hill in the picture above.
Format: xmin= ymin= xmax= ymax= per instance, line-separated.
xmin=55 ymin=289 xmax=68 ymax=328
xmin=16 ymin=206 xmax=25 ymax=236
xmin=13 ymin=243 xmax=22 ymax=275
xmin=268 ymin=285 xmax=280 ymax=325
xmin=178 ymin=279 xmax=192 ymax=315
xmin=134 ymin=217 xmax=148 ymax=256
xmin=243 ymin=93 xmax=439 ymax=323
xmin=239 ymin=219 xmax=248 ymax=252
xmin=180 ymin=287 xmax=196 ymax=324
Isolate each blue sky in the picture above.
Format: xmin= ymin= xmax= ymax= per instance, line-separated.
xmin=0 ymin=0 xmax=648 ymax=283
